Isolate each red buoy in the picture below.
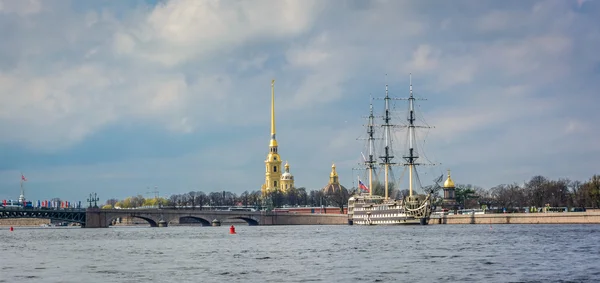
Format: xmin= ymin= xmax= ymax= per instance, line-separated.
xmin=229 ymin=225 xmax=236 ymax=234
xmin=9 ymin=226 xmax=14 ymax=232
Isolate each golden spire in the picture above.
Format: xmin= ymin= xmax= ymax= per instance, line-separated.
xmin=444 ymin=169 xmax=455 ymax=188
xmin=285 ymin=161 xmax=289 ymax=171
xmin=269 ymin=79 xmax=278 ymax=147
xmin=329 ymin=163 xmax=339 ymax=184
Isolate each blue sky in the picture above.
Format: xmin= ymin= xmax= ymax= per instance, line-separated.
xmin=1 ymin=0 xmax=599 ymax=203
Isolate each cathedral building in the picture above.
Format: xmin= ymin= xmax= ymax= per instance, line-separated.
xmin=261 ymin=80 xmax=295 ymax=196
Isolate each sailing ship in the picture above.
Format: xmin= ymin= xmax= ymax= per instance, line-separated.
xmin=348 ymin=75 xmax=437 ymax=225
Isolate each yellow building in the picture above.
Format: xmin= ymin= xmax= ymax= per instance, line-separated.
xmin=261 ymin=80 xmax=295 ymax=196
xmin=280 ymin=161 xmax=294 ymax=191
xmin=322 ymin=163 xmax=346 ymax=194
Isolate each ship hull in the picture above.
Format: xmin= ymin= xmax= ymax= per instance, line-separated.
xmin=351 ymin=211 xmax=430 ymax=225
xmin=351 ymin=218 xmax=429 ymax=225
xmin=348 ymin=194 xmax=432 ymax=226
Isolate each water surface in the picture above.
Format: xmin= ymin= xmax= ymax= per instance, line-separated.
xmin=1 ymin=224 xmax=598 ymax=282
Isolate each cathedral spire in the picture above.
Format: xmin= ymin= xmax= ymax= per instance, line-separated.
xmin=269 ymin=79 xmax=278 ymax=149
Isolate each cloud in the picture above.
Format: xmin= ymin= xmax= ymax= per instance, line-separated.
xmin=1 ymin=0 xmax=600 ymax=201
xmin=126 ymin=0 xmax=323 ymax=67
xmin=0 ymin=0 xmax=42 ymax=16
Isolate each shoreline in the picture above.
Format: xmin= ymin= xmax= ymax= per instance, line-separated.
xmin=3 ymin=211 xmax=600 ymax=227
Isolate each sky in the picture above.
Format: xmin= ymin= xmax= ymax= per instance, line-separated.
xmin=1 ymin=0 xmax=599 ymax=203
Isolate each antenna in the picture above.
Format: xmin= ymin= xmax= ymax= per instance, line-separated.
xmin=147 ymin=186 xmax=159 ymax=199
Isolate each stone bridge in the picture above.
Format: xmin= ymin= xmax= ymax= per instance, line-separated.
xmin=0 ymin=207 xmax=348 ymax=227
xmin=86 ymin=208 xmax=348 ymax=228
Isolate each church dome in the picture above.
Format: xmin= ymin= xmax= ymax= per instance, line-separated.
xmin=322 ymin=183 xmax=347 ymax=195
xmin=281 ymin=172 xmax=293 ymax=180
xmin=322 ymin=162 xmax=346 ymax=194
xmin=281 ymin=161 xmax=294 ymax=180
xmin=444 ymin=170 xmax=455 ymax=188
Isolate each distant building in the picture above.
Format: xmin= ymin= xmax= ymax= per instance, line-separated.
xmin=261 ymin=80 xmax=295 ymax=196
xmin=442 ymin=170 xmax=457 ymax=210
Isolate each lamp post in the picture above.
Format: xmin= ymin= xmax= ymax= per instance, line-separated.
xmin=87 ymin=193 xmax=99 ymax=208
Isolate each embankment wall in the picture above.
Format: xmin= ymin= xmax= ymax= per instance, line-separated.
xmin=430 ymin=212 xmax=600 ymax=225
xmin=260 ymin=213 xmax=348 ymax=225
xmin=0 ymin=218 xmax=50 ymax=226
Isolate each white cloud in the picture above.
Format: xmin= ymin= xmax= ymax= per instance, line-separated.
xmin=127 ymin=0 xmax=322 ymax=67
xmin=1 ymin=0 xmax=600 ymax=196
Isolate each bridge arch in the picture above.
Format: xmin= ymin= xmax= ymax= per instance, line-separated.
xmin=179 ymin=216 xmax=211 ymax=226
xmin=108 ymin=215 xmax=158 ymax=227
xmin=227 ymin=216 xmax=259 ymax=226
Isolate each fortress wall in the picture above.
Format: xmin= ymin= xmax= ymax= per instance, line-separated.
xmin=0 ymin=218 xmax=51 ymax=226
xmin=432 ymin=212 xmax=600 ymax=225
xmin=262 ymin=213 xmax=348 ymax=225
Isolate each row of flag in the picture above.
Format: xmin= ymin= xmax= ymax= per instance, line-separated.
xmin=2 ymin=199 xmax=82 ymax=208
xmin=6 ymin=174 xmax=81 ymax=208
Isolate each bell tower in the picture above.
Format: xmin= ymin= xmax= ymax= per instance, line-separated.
xmin=442 ymin=170 xmax=457 ymax=210
xmin=261 ymin=80 xmax=283 ymax=196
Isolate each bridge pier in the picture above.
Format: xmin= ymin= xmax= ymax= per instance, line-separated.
xmin=84 ymin=208 xmax=110 ymax=228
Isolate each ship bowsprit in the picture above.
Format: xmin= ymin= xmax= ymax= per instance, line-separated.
xmin=404 ymin=194 xmax=432 ymax=225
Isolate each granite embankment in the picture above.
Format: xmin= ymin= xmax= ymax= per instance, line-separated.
xmin=0 ymin=218 xmax=50 ymax=226
xmin=431 ymin=211 xmax=600 ymax=225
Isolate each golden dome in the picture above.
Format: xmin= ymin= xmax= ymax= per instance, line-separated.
xmin=444 ymin=170 xmax=455 ymax=188
xmin=330 ymin=163 xmax=338 ymax=178
xmin=285 ymin=161 xmax=290 ymax=169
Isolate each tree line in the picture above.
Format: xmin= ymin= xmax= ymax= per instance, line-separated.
xmin=103 ymin=174 xmax=600 ymax=212
xmin=103 ymin=186 xmax=351 ymax=212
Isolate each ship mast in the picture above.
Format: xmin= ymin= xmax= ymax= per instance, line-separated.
xmin=366 ymin=97 xmax=377 ymax=196
xmin=377 ymin=83 xmax=398 ymax=200
xmin=401 ymin=74 xmax=430 ymax=196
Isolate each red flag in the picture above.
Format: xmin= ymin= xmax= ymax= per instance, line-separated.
xmin=21 ymin=174 xmax=27 ymax=182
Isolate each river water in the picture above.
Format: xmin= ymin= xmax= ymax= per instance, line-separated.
xmin=1 ymin=224 xmax=598 ymax=282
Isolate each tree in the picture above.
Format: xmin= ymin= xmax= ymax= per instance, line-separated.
xmin=525 ymin=175 xmax=548 ymax=207
xmin=582 ymin=175 xmax=600 ymax=208
xmin=187 ymin=191 xmax=197 ymax=209
xmin=455 ymin=184 xmax=477 ymax=209
xmin=325 ymin=187 xmax=349 ymax=213
xmin=297 ymin=187 xmax=308 ymax=206
xmin=285 ymin=187 xmax=299 ymax=206
xmin=209 ymin=192 xmax=222 ymax=207
xmin=105 ymin=198 xmax=119 ymax=206
xmin=570 ymin=180 xmax=586 ymax=208
xmin=240 ymin=191 xmax=250 ymax=207
xmin=196 ymin=191 xmax=207 ymax=209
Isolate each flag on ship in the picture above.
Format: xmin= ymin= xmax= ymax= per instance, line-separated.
xmin=21 ymin=174 xmax=27 ymax=181
xmin=358 ymin=179 xmax=370 ymax=193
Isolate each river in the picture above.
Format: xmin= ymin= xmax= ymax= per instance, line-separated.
xmin=1 ymin=224 xmax=598 ymax=282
